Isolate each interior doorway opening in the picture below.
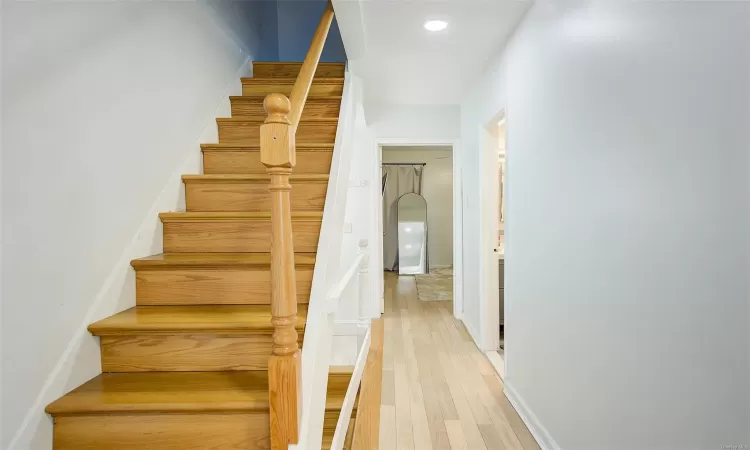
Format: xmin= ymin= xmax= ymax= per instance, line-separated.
xmin=481 ymin=112 xmax=507 ymax=379
xmin=380 ymin=145 xmax=456 ymax=305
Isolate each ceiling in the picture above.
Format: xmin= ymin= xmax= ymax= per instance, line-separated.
xmin=334 ymin=0 xmax=532 ymax=105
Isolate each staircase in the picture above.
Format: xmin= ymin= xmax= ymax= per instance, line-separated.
xmin=44 ymin=60 xmax=352 ymax=450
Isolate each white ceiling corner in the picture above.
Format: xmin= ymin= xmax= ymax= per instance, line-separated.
xmin=334 ymin=0 xmax=532 ymax=105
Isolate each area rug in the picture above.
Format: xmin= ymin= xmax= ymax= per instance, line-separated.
xmin=415 ymin=268 xmax=453 ymax=301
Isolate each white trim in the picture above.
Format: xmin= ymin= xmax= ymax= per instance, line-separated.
xmin=373 ymin=138 xmax=385 ymax=315
xmin=504 ymin=382 xmax=559 ymax=450
xmin=293 ymin=71 xmax=358 ymax=450
xmin=463 ymin=317 xmax=483 ymax=351
xmin=330 ymin=326 xmax=371 ymax=450
xmin=479 ymin=109 xmax=505 ymax=351
xmin=484 ymin=350 xmax=505 ymax=380
xmin=376 ymin=138 xmax=463 ymax=321
xmin=327 ymin=253 xmax=364 ymax=313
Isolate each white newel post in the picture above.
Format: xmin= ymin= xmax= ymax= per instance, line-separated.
xmin=357 ymin=239 xmax=370 ymax=328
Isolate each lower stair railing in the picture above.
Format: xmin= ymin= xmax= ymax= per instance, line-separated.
xmin=260 ymin=2 xmax=381 ymax=448
xmin=289 ymin=69 xmax=367 ymax=449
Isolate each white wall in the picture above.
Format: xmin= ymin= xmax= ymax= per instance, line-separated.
xmin=365 ymin=103 xmax=460 ymax=142
xmin=461 ymin=2 xmax=750 ymax=448
xmin=1 ymin=3 xmax=259 ymax=449
xmin=382 ymin=146 xmax=453 ymax=268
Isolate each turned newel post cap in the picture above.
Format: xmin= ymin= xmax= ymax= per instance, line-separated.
xmin=264 ymin=93 xmax=291 ymax=124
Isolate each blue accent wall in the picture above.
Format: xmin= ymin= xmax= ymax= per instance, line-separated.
xmin=276 ymin=1 xmax=346 ymax=62
xmin=255 ymin=0 xmax=279 ymax=61
xmin=251 ymin=0 xmax=346 ymax=63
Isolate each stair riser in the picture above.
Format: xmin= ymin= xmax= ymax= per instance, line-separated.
xmin=135 ymin=267 xmax=313 ymax=305
xmin=231 ymin=98 xmax=341 ymax=119
xmin=203 ymin=150 xmax=332 ymax=175
xmin=242 ymin=82 xmax=343 ymax=97
xmin=322 ymin=419 xmax=356 ymax=450
xmin=185 ymin=181 xmax=327 ymax=212
xmin=218 ymin=120 xmax=337 ymax=145
xmin=253 ymin=63 xmax=345 ymax=78
xmin=99 ymin=334 xmax=302 ymax=372
xmin=162 ymin=220 xmax=321 ymax=253
xmin=53 ymin=413 xmax=270 ymax=450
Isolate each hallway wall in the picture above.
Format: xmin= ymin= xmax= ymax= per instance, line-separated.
xmin=2 ymin=3 xmax=259 ymax=448
xmin=461 ymin=2 xmax=750 ymax=448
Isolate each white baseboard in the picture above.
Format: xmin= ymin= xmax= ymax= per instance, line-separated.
xmin=504 ymin=381 xmax=560 ymax=450
xmin=6 ymin=58 xmax=251 ymax=450
xmin=485 ymin=350 xmax=505 ymax=380
xmin=463 ymin=318 xmax=484 ymax=351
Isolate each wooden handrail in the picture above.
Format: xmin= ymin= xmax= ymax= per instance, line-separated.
xmin=261 ymin=2 xmax=336 ymax=449
xmin=352 ymin=318 xmax=384 ymax=450
xmin=288 ymin=0 xmax=335 ymax=129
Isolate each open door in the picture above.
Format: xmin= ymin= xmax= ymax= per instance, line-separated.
xmin=480 ymin=114 xmax=504 ymax=351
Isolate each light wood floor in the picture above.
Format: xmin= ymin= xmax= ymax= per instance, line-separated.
xmin=379 ymin=273 xmax=540 ymax=450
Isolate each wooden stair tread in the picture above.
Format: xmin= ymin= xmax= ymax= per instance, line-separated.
xmin=46 ymin=370 xmax=352 ymax=415
xmin=253 ymin=61 xmax=345 ymax=66
xmin=201 ymin=143 xmax=333 ymax=151
xmin=182 ymin=174 xmax=329 ymax=182
xmin=131 ymin=252 xmax=316 ymax=268
xmin=230 ymin=95 xmax=342 ymax=101
xmin=241 ymin=77 xmax=344 ymax=84
xmin=159 ymin=211 xmax=324 ymax=221
xmin=216 ymin=117 xmax=338 ymax=124
xmin=88 ymin=305 xmax=307 ymax=335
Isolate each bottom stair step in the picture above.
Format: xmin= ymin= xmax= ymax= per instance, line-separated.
xmin=46 ymin=370 xmax=357 ymax=450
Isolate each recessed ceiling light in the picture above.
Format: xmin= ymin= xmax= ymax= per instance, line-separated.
xmin=424 ymin=20 xmax=448 ymax=32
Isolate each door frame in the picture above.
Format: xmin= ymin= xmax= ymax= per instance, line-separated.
xmin=479 ymin=109 xmax=506 ymax=351
xmin=375 ymin=138 xmax=463 ymax=320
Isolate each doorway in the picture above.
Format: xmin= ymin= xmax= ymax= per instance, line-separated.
xmin=480 ymin=112 xmax=506 ymax=378
xmin=379 ymin=144 xmax=459 ymax=309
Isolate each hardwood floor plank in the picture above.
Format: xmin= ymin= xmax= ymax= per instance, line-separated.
xmin=434 ymin=313 xmax=492 ymax=427
xmin=478 ymin=423 xmax=508 ymax=450
xmin=414 ymin=340 xmax=451 ymax=450
xmin=380 ymin=273 xmax=541 ymax=450
xmin=469 ymin=348 xmax=496 ymax=377
xmin=458 ymin=352 xmax=523 ymax=449
xmin=383 ymin=315 xmax=395 ymax=371
xmin=429 ymin=329 xmax=488 ymax=450
xmin=399 ymin=292 xmax=433 ymax=450
xmin=483 ymin=374 xmax=541 ymax=450
xmin=391 ymin=292 xmax=415 ymax=450
xmin=422 ymin=307 xmax=459 ymax=421
xmin=379 ymin=405 xmax=397 ymax=450
xmin=444 ymin=420 xmax=468 ymax=450
xmin=381 ymin=369 xmax=395 ymax=407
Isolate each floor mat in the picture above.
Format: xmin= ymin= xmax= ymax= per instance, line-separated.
xmin=415 ymin=268 xmax=453 ymax=301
